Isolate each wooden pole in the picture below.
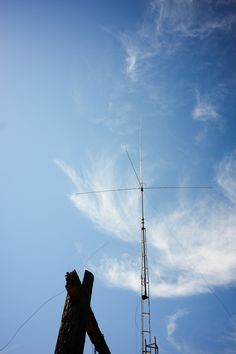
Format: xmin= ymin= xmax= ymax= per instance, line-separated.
xmin=54 ymin=270 xmax=94 ymax=354
xmin=73 ymin=270 xmax=94 ymax=354
xmin=54 ymin=270 xmax=111 ymax=354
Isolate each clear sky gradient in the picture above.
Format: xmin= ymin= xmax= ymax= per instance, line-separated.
xmin=1 ymin=1 xmax=236 ymax=353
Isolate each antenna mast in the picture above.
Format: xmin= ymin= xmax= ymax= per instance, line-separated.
xmin=139 ymin=125 xmax=158 ymax=354
xmin=73 ymin=143 xmax=211 ymax=354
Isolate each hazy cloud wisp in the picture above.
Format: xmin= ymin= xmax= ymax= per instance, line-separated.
xmin=166 ymin=310 xmax=188 ymax=352
xmin=192 ymin=91 xmax=219 ymax=122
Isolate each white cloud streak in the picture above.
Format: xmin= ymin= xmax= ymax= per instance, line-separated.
xmin=121 ymin=0 xmax=236 ymax=80
xmin=217 ymin=151 xmax=236 ymax=204
xmin=54 ymin=156 xmax=140 ymax=242
xmin=126 ymin=46 xmax=138 ymax=78
xmin=151 ymin=0 xmax=236 ymax=39
xmin=166 ymin=309 xmax=188 ymax=352
xmin=55 ymin=150 xmax=236 ymax=298
xmin=97 ymin=254 xmax=140 ymax=292
xmin=192 ymin=91 xmax=219 ymax=122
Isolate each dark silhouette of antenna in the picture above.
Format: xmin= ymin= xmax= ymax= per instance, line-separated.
xmin=73 ymin=148 xmax=211 ymax=354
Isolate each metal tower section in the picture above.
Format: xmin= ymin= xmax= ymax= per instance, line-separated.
xmin=139 ymin=125 xmax=158 ymax=354
xmin=140 ymin=183 xmax=158 ymax=354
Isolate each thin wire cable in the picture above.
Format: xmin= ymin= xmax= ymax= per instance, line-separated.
xmin=126 ymin=150 xmax=141 ymax=186
xmin=0 ymin=242 xmax=110 ymax=352
xmin=78 ymin=241 xmax=110 ymax=273
xmin=0 ymin=289 xmax=65 ymax=352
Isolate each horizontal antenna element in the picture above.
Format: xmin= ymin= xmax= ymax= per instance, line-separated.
xmin=73 ymin=186 xmax=212 ymax=196
xmin=73 ymin=187 xmax=140 ymax=195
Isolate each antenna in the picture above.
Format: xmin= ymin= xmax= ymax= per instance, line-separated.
xmin=72 ymin=147 xmax=211 ymax=354
xmin=125 ymin=148 xmax=210 ymax=354
xmin=126 ymin=123 xmax=158 ymax=354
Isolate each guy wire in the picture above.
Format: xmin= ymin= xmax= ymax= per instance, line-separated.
xmin=0 ymin=290 xmax=65 ymax=352
xmin=0 ymin=242 xmax=109 ymax=352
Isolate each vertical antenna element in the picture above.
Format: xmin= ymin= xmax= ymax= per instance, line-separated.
xmin=139 ymin=119 xmax=143 ymax=187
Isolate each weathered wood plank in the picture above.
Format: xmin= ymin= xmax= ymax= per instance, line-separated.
xmin=54 ymin=270 xmax=111 ymax=354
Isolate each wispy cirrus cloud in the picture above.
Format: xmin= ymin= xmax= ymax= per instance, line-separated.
xmin=54 ymin=156 xmax=140 ymax=242
xmin=217 ymin=151 xmax=236 ymax=204
xmin=55 ymin=149 xmax=236 ymax=298
xmin=226 ymin=317 xmax=236 ymax=344
xmin=125 ymin=46 xmax=138 ymax=79
xmin=97 ymin=254 xmax=139 ymax=292
xmin=121 ymin=0 xmax=236 ymax=79
xmin=166 ymin=310 xmax=209 ymax=354
xmin=150 ymin=0 xmax=236 ymax=39
xmin=192 ymin=90 xmax=221 ymax=142
xmin=192 ymin=90 xmax=220 ymax=122
xmin=166 ymin=309 xmax=189 ymax=352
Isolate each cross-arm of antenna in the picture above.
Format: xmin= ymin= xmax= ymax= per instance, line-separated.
xmin=73 ymin=187 xmax=140 ymax=195
xmin=144 ymin=186 xmax=212 ymax=190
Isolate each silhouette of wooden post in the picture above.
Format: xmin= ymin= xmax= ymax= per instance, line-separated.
xmin=55 ymin=270 xmax=94 ymax=354
xmin=55 ymin=270 xmax=111 ymax=354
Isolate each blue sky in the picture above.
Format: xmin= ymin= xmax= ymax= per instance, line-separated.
xmin=1 ymin=0 xmax=236 ymax=353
